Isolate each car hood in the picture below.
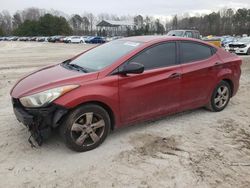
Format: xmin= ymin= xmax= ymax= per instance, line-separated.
xmin=229 ymin=42 xmax=249 ymax=45
xmin=10 ymin=64 xmax=99 ymax=98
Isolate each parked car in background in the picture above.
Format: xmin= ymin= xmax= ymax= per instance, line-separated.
xmin=203 ymin=35 xmax=222 ymax=48
xmin=67 ymin=36 xmax=85 ymax=43
xmin=85 ymin=36 xmax=106 ymax=44
xmin=221 ymin=36 xmax=235 ymax=47
xmin=5 ymin=36 xmax=12 ymax=41
xmin=19 ymin=37 xmax=29 ymax=41
xmin=48 ymin=36 xmax=65 ymax=43
xmin=37 ymin=37 xmax=48 ymax=42
xmin=167 ymin=30 xmax=201 ymax=39
xmin=225 ymin=37 xmax=250 ymax=55
xmin=30 ymin=37 xmax=37 ymax=41
xmin=62 ymin=36 xmax=72 ymax=43
xmin=8 ymin=36 xmax=18 ymax=41
xmin=11 ymin=36 xmax=241 ymax=152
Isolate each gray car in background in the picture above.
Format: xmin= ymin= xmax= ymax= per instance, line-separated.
xmin=167 ymin=30 xmax=201 ymax=39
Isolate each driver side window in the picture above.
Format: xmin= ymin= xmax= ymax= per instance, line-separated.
xmin=128 ymin=42 xmax=176 ymax=70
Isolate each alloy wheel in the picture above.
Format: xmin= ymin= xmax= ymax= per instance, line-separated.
xmin=70 ymin=112 xmax=105 ymax=146
xmin=214 ymin=85 xmax=229 ymax=108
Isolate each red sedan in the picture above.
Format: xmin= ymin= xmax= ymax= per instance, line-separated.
xmin=10 ymin=36 xmax=242 ymax=152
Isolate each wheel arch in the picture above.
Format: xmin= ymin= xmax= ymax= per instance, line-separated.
xmin=73 ymin=101 xmax=116 ymax=130
xmin=222 ymin=78 xmax=234 ymax=97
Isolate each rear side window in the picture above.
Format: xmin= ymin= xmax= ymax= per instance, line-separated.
xmin=180 ymin=42 xmax=213 ymax=64
xmin=129 ymin=42 xmax=176 ymax=70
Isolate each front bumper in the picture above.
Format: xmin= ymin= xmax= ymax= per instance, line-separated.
xmin=226 ymin=47 xmax=248 ymax=54
xmin=12 ymin=98 xmax=68 ymax=146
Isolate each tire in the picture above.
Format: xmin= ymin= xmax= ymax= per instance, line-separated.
xmin=206 ymin=81 xmax=231 ymax=112
xmin=60 ymin=104 xmax=111 ymax=152
xmin=247 ymin=48 xmax=250 ymax=55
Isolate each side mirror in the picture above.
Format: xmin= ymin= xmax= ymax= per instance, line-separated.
xmin=119 ymin=62 xmax=144 ymax=75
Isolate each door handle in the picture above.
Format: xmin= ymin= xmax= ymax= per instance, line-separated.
xmin=169 ymin=73 xmax=181 ymax=79
xmin=214 ymin=62 xmax=221 ymax=66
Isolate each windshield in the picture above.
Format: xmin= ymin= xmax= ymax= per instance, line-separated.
xmin=238 ymin=37 xmax=250 ymax=43
xmin=167 ymin=30 xmax=184 ymax=37
xmin=69 ymin=40 xmax=141 ymax=72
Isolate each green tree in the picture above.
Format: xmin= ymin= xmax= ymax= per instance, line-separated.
xmin=0 ymin=27 xmax=4 ymax=35
xmin=13 ymin=20 xmax=39 ymax=36
xmin=13 ymin=14 xmax=72 ymax=36
xmin=38 ymin=14 xmax=72 ymax=35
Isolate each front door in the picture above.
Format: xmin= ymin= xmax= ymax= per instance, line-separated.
xmin=118 ymin=42 xmax=182 ymax=124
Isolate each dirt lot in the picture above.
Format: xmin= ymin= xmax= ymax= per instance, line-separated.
xmin=0 ymin=42 xmax=249 ymax=188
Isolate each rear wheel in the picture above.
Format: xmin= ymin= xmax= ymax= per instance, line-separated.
xmin=207 ymin=81 xmax=231 ymax=112
xmin=60 ymin=104 xmax=111 ymax=152
xmin=247 ymin=48 xmax=250 ymax=55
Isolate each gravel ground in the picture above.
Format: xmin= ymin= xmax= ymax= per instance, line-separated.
xmin=0 ymin=42 xmax=249 ymax=188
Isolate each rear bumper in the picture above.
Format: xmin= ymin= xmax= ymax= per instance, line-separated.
xmin=12 ymin=98 xmax=68 ymax=145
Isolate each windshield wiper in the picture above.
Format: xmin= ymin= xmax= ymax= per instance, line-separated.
xmin=61 ymin=60 xmax=88 ymax=73
xmin=69 ymin=63 xmax=89 ymax=73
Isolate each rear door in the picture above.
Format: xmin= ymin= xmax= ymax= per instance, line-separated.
xmin=179 ymin=41 xmax=218 ymax=110
xmin=118 ymin=42 xmax=182 ymax=124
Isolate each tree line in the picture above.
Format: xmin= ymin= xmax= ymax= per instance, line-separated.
xmin=0 ymin=7 xmax=249 ymax=36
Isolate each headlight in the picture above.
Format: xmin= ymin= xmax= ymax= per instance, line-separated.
xmin=19 ymin=85 xmax=79 ymax=108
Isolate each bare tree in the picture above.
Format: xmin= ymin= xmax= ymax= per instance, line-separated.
xmin=86 ymin=13 xmax=95 ymax=35
xmin=12 ymin=12 xmax=22 ymax=29
xmin=70 ymin=14 xmax=83 ymax=34
xmin=82 ymin=16 xmax=90 ymax=34
xmin=0 ymin=10 xmax=12 ymax=35
xmin=134 ymin=15 xmax=144 ymax=29
xmin=21 ymin=7 xmax=44 ymax=21
xmin=172 ymin=15 xmax=178 ymax=30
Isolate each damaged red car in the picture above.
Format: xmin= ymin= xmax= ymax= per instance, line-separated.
xmin=10 ymin=36 xmax=242 ymax=152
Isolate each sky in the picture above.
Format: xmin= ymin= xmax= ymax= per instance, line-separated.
xmin=1 ymin=0 xmax=250 ymax=18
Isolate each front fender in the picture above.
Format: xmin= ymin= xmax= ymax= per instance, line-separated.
xmin=53 ymin=75 xmax=121 ymax=126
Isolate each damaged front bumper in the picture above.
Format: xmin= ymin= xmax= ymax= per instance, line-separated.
xmin=12 ymin=98 xmax=68 ymax=146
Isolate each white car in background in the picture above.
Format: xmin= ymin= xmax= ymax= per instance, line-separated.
xmin=225 ymin=37 xmax=250 ymax=55
xmin=67 ymin=36 xmax=85 ymax=43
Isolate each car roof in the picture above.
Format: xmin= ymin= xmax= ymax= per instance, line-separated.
xmin=119 ymin=35 xmax=201 ymax=43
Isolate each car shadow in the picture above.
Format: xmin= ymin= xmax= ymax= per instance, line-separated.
xmin=34 ymin=107 xmax=211 ymax=154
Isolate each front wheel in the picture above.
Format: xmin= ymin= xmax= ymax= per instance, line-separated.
xmin=247 ymin=48 xmax=250 ymax=55
xmin=60 ymin=104 xmax=111 ymax=152
xmin=206 ymin=81 xmax=231 ymax=112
